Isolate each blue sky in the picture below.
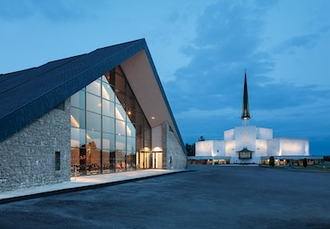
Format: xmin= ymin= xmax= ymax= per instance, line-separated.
xmin=1 ymin=0 xmax=329 ymax=155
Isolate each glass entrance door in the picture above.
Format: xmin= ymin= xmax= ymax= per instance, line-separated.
xmin=152 ymin=152 xmax=163 ymax=169
xmin=137 ymin=151 xmax=163 ymax=169
xmin=138 ymin=151 xmax=152 ymax=169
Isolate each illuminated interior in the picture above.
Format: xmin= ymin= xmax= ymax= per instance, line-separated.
xmin=70 ymin=66 xmax=151 ymax=176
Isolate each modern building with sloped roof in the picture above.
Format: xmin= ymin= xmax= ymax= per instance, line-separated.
xmin=0 ymin=39 xmax=187 ymax=192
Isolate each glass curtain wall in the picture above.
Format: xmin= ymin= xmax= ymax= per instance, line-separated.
xmin=70 ymin=66 xmax=151 ymax=176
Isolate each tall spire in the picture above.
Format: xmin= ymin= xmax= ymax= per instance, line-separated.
xmin=241 ymin=71 xmax=251 ymax=123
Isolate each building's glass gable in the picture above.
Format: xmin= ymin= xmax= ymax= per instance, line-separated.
xmin=70 ymin=66 xmax=151 ymax=176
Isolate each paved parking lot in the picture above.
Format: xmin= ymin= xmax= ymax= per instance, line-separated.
xmin=0 ymin=165 xmax=329 ymax=229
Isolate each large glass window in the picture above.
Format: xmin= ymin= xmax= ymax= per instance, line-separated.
xmin=115 ymin=103 xmax=126 ymax=121
xmin=86 ymin=79 xmax=101 ymax=96
xmin=101 ymin=79 xmax=115 ymax=102
xmin=102 ymin=99 xmax=114 ymax=117
xmin=116 ymin=119 xmax=126 ymax=136
xmin=127 ymin=122 xmax=135 ymax=137
xmin=86 ymin=112 xmax=101 ymax=132
xmin=71 ymin=90 xmax=85 ymax=109
xmin=116 ymin=134 xmax=126 ymax=151
xmin=86 ymin=130 xmax=101 ymax=149
xmin=102 ymin=116 xmax=115 ymax=134
xmin=102 ymin=133 xmax=115 ymax=151
xmin=86 ymin=93 xmax=101 ymax=114
xmin=71 ymin=127 xmax=86 ymax=148
xmin=71 ymin=107 xmax=85 ymax=128
xmin=70 ymin=66 xmax=151 ymax=176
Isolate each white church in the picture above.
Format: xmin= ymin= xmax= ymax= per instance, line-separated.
xmin=190 ymin=73 xmax=322 ymax=166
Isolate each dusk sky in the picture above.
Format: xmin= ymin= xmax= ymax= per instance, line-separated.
xmin=1 ymin=0 xmax=329 ymax=155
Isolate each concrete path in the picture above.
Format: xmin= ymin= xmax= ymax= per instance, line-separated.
xmin=0 ymin=169 xmax=184 ymax=203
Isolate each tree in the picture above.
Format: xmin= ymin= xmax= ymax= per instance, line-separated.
xmin=269 ymin=156 xmax=275 ymax=167
xmin=198 ymin=136 xmax=205 ymax=141
xmin=303 ymin=158 xmax=308 ymax=168
xmin=185 ymin=143 xmax=195 ymax=156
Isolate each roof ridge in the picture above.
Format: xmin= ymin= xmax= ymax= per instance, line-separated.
xmin=0 ymin=55 xmax=84 ymax=97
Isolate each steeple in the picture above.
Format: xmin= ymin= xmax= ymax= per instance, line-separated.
xmin=241 ymin=71 xmax=250 ymax=125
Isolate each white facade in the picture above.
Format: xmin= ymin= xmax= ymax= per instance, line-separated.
xmin=196 ymin=140 xmax=224 ymax=157
xmin=268 ymin=138 xmax=309 ymax=156
xmin=195 ymin=125 xmax=309 ymax=164
xmin=194 ymin=73 xmax=310 ymax=164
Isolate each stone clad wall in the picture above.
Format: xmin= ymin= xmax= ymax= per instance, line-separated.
xmin=0 ymin=100 xmax=71 ymax=192
xmin=162 ymin=122 xmax=187 ymax=170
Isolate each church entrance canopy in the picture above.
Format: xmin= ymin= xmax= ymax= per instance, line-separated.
xmin=238 ymin=148 xmax=254 ymax=159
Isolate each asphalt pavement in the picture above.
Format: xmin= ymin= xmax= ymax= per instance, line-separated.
xmin=0 ymin=164 xmax=329 ymax=229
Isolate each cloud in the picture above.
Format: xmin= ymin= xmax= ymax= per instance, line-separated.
xmin=274 ymin=33 xmax=319 ymax=55
xmin=0 ymin=0 xmax=104 ymax=22
xmin=164 ymin=0 xmax=330 ymax=110
xmin=176 ymin=106 xmax=239 ymax=120
xmin=164 ymin=1 xmax=278 ymax=94
xmin=254 ymin=96 xmax=330 ymax=123
xmin=0 ymin=0 xmax=31 ymax=20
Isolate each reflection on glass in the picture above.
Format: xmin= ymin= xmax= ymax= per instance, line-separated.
xmin=86 ymin=130 xmax=101 ymax=149
xmin=102 ymin=150 xmax=112 ymax=173
xmin=126 ymin=151 xmax=136 ymax=171
xmin=103 ymin=116 xmax=115 ymax=134
xmin=86 ymin=93 xmax=101 ymax=114
xmin=116 ymin=119 xmax=126 ymax=135
xmin=102 ymin=83 xmax=115 ymax=101
xmin=116 ymin=134 xmax=126 ymax=150
xmin=102 ymin=74 xmax=108 ymax=82
xmin=102 ymin=133 xmax=115 ymax=151
xmin=86 ymin=147 xmax=101 ymax=174
xmin=86 ymin=111 xmax=101 ymax=131
xmin=71 ymin=107 xmax=85 ymax=128
xmin=116 ymin=150 xmax=126 ymax=171
xmin=127 ymin=122 xmax=135 ymax=137
xmin=86 ymin=80 xmax=101 ymax=96
xmin=71 ymin=91 xmax=85 ymax=109
xmin=115 ymin=103 xmax=126 ymax=121
xmin=102 ymin=99 xmax=114 ymax=117
xmin=71 ymin=127 xmax=86 ymax=147
xmin=127 ymin=136 xmax=136 ymax=152
xmin=71 ymin=147 xmax=80 ymax=166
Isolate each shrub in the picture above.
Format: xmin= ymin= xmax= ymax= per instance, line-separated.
xmin=303 ymin=158 xmax=308 ymax=168
xmin=269 ymin=156 xmax=275 ymax=167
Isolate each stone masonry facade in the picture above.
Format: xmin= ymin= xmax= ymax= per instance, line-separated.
xmin=162 ymin=121 xmax=187 ymax=170
xmin=0 ymin=99 xmax=71 ymax=192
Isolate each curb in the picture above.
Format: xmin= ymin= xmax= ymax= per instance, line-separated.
xmin=0 ymin=170 xmax=190 ymax=204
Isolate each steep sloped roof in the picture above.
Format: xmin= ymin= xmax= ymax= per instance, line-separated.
xmin=0 ymin=39 xmax=184 ymax=150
